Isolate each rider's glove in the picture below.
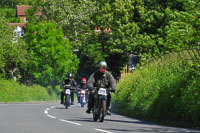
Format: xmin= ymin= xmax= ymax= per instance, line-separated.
xmin=91 ymin=90 xmax=96 ymax=93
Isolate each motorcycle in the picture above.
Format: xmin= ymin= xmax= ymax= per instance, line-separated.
xmin=93 ymin=88 xmax=110 ymax=122
xmin=79 ymin=88 xmax=88 ymax=107
xmin=63 ymin=84 xmax=71 ymax=109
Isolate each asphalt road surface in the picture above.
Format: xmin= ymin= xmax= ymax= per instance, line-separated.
xmin=0 ymin=103 xmax=199 ymax=133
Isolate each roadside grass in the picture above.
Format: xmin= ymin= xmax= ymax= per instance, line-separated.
xmin=0 ymin=79 xmax=59 ymax=102
xmin=112 ymin=53 xmax=200 ymax=129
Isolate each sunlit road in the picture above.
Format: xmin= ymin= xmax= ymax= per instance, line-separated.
xmin=0 ymin=103 xmax=199 ymax=133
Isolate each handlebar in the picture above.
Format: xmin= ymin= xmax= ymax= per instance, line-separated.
xmin=63 ymin=85 xmax=76 ymax=90
xmin=92 ymin=87 xmax=113 ymax=92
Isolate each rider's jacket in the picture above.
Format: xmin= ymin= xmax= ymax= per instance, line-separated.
xmin=80 ymin=84 xmax=87 ymax=90
xmin=60 ymin=79 xmax=77 ymax=90
xmin=87 ymin=70 xmax=116 ymax=91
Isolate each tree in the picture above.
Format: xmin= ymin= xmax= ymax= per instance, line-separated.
xmin=91 ymin=0 xmax=200 ymax=78
xmin=0 ymin=8 xmax=21 ymax=23
xmin=33 ymin=0 xmax=104 ymax=79
xmin=0 ymin=0 xmax=36 ymax=8
xmin=25 ymin=21 xmax=79 ymax=87
xmin=40 ymin=0 xmax=98 ymax=47
xmin=0 ymin=17 xmax=28 ymax=80
xmin=163 ymin=0 xmax=200 ymax=50
xmin=26 ymin=0 xmax=200 ymax=80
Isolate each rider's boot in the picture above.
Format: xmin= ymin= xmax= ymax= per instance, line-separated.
xmin=86 ymin=108 xmax=91 ymax=114
xmin=106 ymin=109 xmax=111 ymax=115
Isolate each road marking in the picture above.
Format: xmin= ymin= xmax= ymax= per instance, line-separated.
xmin=94 ymin=128 xmax=113 ymax=133
xmin=47 ymin=115 xmax=56 ymax=119
xmin=60 ymin=119 xmax=82 ymax=126
xmin=44 ymin=110 xmax=48 ymax=114
xmin=50 ymin=106 xmax=55 ymax=109
xmin=44 ymin=106 xmax=82 ymax=126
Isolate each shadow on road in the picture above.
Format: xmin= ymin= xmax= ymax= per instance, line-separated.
xmin=101 ymin=127 xmax=200 ymax=133
xmin=62 ymin=117 xmax=200 ymax=133
xmin=105 ymin=118 xmax=155 ymax=125
xmin=65 ymin=117 xmax=94 ymax=123
xmin=54 ymin=106 xmax=66 ymax=109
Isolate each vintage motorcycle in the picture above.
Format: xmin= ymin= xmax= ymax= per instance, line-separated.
xmin=78 ymin=88 xmax=88 ymax=107
xmin=93 ymin=88 xmax=110 ymax=122
xmin=63 ymin=84 xmax=72 ymax=109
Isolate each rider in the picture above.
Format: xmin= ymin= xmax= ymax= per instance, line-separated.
xmin=60 ymin=73 xmax=77 ymax=105
xmin=86 ymin=61 xmax=116 ymax=115
xmin=78 ymin=78 xmax=88 ymax=103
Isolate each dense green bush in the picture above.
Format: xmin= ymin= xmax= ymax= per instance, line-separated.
xmin=0 ymin=78 xmax=59 ymax=102
xmin=112 ymin=54 xmax=200 ymax=128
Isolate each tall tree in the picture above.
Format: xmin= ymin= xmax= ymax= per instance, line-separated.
xmin=33 ymin=0 xmax=105 ymax=79
xmin=25 ymin=21 xmax=79 ymax=87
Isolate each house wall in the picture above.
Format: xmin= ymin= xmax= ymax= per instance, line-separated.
xmin=18 ymin=16 xmax=26 ymax=23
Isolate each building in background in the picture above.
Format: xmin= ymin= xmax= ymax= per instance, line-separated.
xmin=9 ymin=5 xmax=42 ymax=37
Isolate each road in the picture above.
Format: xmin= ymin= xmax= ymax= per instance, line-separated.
xmin=0 ymin=103 xmax=199 ymax=133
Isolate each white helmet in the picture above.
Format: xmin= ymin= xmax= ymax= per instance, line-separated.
xmin=99 ymin=61 xmax=107 ymax=68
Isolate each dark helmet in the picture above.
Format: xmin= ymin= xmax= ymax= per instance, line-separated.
xmin=68 ymin=73 xmax=73 ymax=78
xmin=99 ymin=61 xmax=107 ymax=68
xmin=81 ymin=78 xmax=86 ymax=84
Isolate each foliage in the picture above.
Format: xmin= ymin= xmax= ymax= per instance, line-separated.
xmin=24 ymin=0 xmax=200 ymax=80
xmin=0 ymin=17 xmax=28 ymax=80
xmin=92 ymin=0 xmax=200 ymax=78
xmin=0 ymin=0 xmax=36 ymax=8
xmin=112 ymin=52 xmax=200 ymax=128
xmin=163 ymin=0 xmax=200 ymax=51
xmin=1 ymin=0 xmax=200 ymax=80
xmin=27 ymin=0 xmax=104 ymax=79
xmin=24 ymin=21 xmax=79 ymax=87
xmin=0 ymin=8 xmax=21 ymax=23
xmin=39 ymin=0 xmax=98 ymax=49
xmin=0 ymin=78 xmax=58 ymax=102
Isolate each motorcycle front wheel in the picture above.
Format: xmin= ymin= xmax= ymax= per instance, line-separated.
xmin=99 ymin=100 xmax=106 ymax=122
xmin=93 ymin=106 xmax=98 ymax=122
xmin=80 ymin=96 xmax=84 ymax=107
xmin=65 ymin=94 xmax=70 ymax=109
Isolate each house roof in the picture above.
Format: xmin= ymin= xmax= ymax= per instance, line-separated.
xmin=17 ymin=5 xmax=42 ymax=16
xmin=17 ymin=5 xmax=31 ymax=16
xmin=9 ymin=23 xmax=26 ymax=30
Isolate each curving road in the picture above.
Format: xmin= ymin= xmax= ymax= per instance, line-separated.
xmin=0 ymin=103 xmax=199 ymax=133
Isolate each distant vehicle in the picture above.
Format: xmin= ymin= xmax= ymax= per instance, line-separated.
xmin=128 ymin=54 xmax=139 ymax=72
xmin=129 ymin=64 xmax=135 ymax=71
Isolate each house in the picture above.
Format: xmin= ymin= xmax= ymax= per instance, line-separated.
xmin=17 ymin=5 xmax=31 ymax=23
xmin=9 ymin=5 xmax=42 ymax=37
xmin=9 ymin=23 xmax=26 ymax=37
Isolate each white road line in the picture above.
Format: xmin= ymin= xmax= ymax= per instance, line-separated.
xmin=50 ymin=106 xmax=55 ymax=109
xmin=94 ymin=128 xmax=113 ymax=133
xmin=47 ymin=115 xmax=56 ymax=119
xmin=44 ymin=110 xmax=48 ymax=114
xmin=60 ymin=119 xmax=82 ymax=126
xmin=46 ymin=108 xmax=50 ymax=111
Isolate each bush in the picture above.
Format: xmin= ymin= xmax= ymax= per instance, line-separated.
xmin=112 ymin=54 xmax=200 ymax=128
xmin=0 ymin=78 xmax=59 ymax=102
